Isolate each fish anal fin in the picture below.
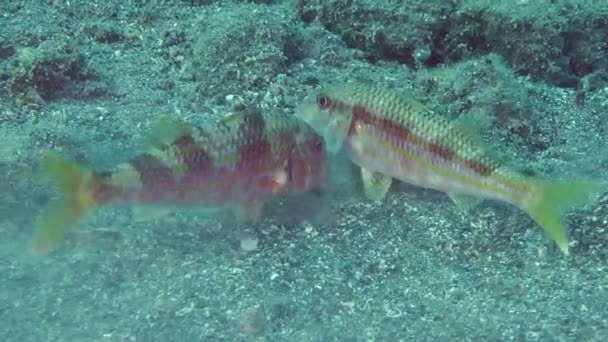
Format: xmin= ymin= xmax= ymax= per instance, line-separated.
xmin=236 ymin=200 xmax=264 ymax=223
xmin=448 ymin=193 xmax=482 ymax=214
xmin=132 ymin=206 xmax=174 ymax=222
xmin=361 ymin=168 xmax=392 ymax=202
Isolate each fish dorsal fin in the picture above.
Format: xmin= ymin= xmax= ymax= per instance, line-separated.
xmin=213 ymin=109 xmax=255 ymax=134
xmin=141 ymin=116 xmax=192 ymax=149
xmin=448 ymin=110 xmax=491 ymax=146
xmin=447 ymin=110 xmax=508 ymax=164
xmin=361 ymin=167 xmax=392 ymax=202
xmin=231 ymin=102 xmax=248 ymax=113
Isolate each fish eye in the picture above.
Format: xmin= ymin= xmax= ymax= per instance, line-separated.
xmin=316 ymin=94 xmax=331 ymax=110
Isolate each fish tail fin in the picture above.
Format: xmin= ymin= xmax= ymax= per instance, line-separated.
xmin=32 ymin=152 xmax=98 ymax=254
xmin=521 ymin=179 xmax=596 ymax=255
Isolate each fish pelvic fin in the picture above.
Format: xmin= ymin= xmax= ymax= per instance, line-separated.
xmin=361 ymin=168 xmax=392 ymax=202
xmin=520 ymin=179 xmax=596 ymax=256
xmin=32 ymin=152 xmax=97 ymax=254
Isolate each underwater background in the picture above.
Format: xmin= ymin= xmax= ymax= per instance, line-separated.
xmin=1 ymin=0 xmax=608 ymax=340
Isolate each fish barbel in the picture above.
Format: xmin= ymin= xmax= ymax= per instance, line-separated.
xmin=33 ymin=109 xmax=327 ymax=253
xmin=296 ymin=82 xmax=596 ymax=255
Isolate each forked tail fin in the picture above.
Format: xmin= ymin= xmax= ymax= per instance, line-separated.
xmin=32 ymin=152 xmax=97 ymax=254
xmin=522 ymin=179 xmax=596 ymax=255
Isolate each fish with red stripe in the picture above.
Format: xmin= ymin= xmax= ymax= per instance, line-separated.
xmin=296 ymin=82 xmax=597 ymax=255
xmin=32 ymin=108 xmax=327 ymax=253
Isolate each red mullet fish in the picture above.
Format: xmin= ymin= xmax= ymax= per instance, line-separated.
xmin=33 ymin=108 xmax=327 ymax=253
xmin=296 ymin=83 xmax=596 ymax=255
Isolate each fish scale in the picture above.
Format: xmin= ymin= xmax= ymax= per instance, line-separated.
xmin=296 ymin=82 xmax=596 ymax=255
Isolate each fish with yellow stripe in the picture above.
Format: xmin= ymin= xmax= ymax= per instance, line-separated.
xmin=295 ymin=82 xmax=596 ymax=255
xmin=33 ymin=108 xmax=327 ymax=253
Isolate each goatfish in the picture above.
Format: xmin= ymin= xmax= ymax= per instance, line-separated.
xmin=295 ymin=83 xmax=596 ymax=255
xmin=32 ymin=108 xmax=327 ymax=253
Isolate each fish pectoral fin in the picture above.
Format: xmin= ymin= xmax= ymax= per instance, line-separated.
xmin=140 ymin=116 xmax=192 ymax=149
xmin=323 ymin=116 xmax=352 ymax=154
xmin=258 ymin=168 xmax=288 ymax=194
xmin=448 ymin=193 xmax=482 ymax=214
xmin=132 ymin=206 xmax=174 ymax=222
xmin=361 ymin=168 xmax=392 ymax=202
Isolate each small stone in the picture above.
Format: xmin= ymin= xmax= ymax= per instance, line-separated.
xmin=240 ymin=235 xmax=259 ymax=252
